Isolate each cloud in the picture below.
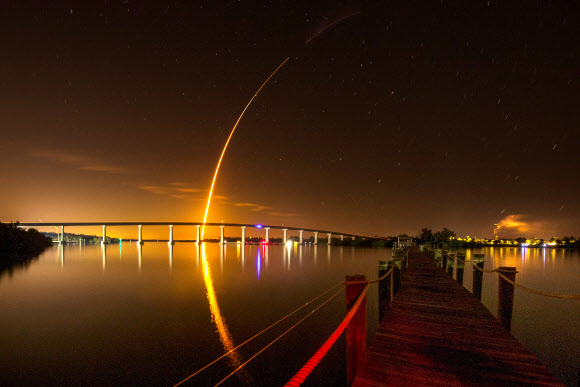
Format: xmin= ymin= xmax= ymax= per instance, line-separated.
xmin=176 ymin=188 xmax=202 ymax=193
xmin=138 ymin=185 xmax=171 ymax=195
xmin=234 ymin=202 xmax=273 ymax=212
xmin=233 ymin=202 xmax=296 ymax=217
xmin=494 ymin=214 xmax=546 ymax=237
xmin=265 ymin=211 xmax=297 ymax=217
xmin=138 ymin=183 xmax=211 ymax=201
xmin=29 ymin=150 xmax=128 ymax=174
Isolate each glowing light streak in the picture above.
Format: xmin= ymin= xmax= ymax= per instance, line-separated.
xmin=200 ymin=244 xmax=244 ymax=370
xmin=201 ymin=57 xmax=290 ymax=239
xmin=256 ymin=249 xmax=261 ymax=279
xmin=306 ymin=8 xmax=361 ymax=45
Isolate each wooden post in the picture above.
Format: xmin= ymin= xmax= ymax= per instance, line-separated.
xmin=388 ymin=262 xmax=394 ymax=303
xmin=497 ymin=267 xmax=517 ymax=331
xmin=378 ymin=261 xmax=389 ymax=321
xmin=433 ymin=249 xmax=441 ymax=266
xmin=473 ymin=260 xmax=484 ymax=301
xmin=442 ymin=251 xmax=448 ymax=269
xmin=345 ymin=275 xmax=367 ymax=385
xmin=392 ymin=259 xmax=401 ymax=295
xmin=447 ymin=254 xmax=454 ymax=276
xmin=456 ymin=261 xmax=465 ymax=285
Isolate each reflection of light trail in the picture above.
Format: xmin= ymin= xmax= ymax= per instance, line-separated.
xmin=256 ymin=249 xmax=261 ymax=279
xmin=200 ymin=244 xmax=244 ymax=371
xmin=201 ymin=57 xmax=290 ymax=239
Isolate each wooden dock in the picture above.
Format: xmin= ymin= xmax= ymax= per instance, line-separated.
xmin=352 ymin=249 xmax=563 ymax=386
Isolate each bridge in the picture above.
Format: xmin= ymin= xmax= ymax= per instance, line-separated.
xmin=17 ymin=222 xmax=386 ymax=246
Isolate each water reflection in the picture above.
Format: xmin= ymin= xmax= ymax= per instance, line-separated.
xmin=138 ymin=243 xmax=142 ymax=271
xmin=2 ymin=244 xmax=577 ymax=386
xmin=256 ymin=249 xmax=261 ymax=279
xmin=101 ymin=244 xmax=106 ymax=271
xmin=220 ymin=245 xmax=224 ymax=274
xmin=197 ymin=244 xmax=200 ymax=269
xmin=314 ymin=245 xmax=317 ymax=264
xmin=58 ymin=243 xmax=64 ymax=268
xmin=200 ymin=244 xmax=245 ymax=373
xmin=241 ymin=245 xmax=245 ymax=270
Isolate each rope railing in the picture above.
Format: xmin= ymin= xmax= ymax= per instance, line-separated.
xmin=173 ymin=280 xmax=345 ymax=386
xmin=449 ymin=255 xmax=580 ymax=300
xmin=179 ymin=255 xmax=404 ymax=387
xmin=496 ymin=271 xmax=580 ymax=300
xmin=344 ymin=265 xmax=395 ymax=285
xmin=285 ymin=284 xmax=370 ymax=387
xmin=214 ymin=286 xmax=346 ymax=386
xmin=285 ymin=258 xmax=401 ymax=385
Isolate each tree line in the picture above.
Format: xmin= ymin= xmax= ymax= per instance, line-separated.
xmin=0 ymin=222 xmax=52 ymax=274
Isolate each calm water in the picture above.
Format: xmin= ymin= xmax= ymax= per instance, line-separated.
xmin=0 ymin=244 xmax=578 ymax=386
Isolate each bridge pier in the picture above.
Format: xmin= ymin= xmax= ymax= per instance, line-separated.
xmin=220 ymin=225 xmax=225 ymax=245
xmin=196 ymin=225 xmax=200 ymax=244
xmin=60 ymin=226 xmax=64 ymax=244
xmin=283 ymin=228 xmax=288 ymax=243
xmin=314 ymin=231 xmax=318 ymax=245
xmin=265 ymin=227 xmax=270 ymax=244
xmin=138 ymin=225 xmax=143 ymax=244
xmin=102 ymin=225 xmax=107 ymax=244
xmin=168 ymin=225 xmax=174 ymax=245
xmin=340 ymin=235 xmax=344 ymax=241
xmin=241 ymin=226 xmax=246 ymax=245
xmin=327 ymin=233 xmax=332 ymax=245
xmin=299 ymin=230 xmax=304 ymax=244
xmin=352 ymin=236 xmax=355 ymax=241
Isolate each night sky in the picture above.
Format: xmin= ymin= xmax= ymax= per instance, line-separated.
xmin=1 ymin=1 xmax=578 ymax=239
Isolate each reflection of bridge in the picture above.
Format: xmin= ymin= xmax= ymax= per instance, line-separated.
xmin=18 ymin=222 xmax=386 ymax=245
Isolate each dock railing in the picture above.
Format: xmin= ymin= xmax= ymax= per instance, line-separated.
xmin=285 ymin=249 xmax=409 ymax=386
xmin=431 ymin=248 xmax=580 ymax=330
xmin=286 ymin=246 xmax=579 ymax=386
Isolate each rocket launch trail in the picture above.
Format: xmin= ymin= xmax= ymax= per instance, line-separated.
xmin=201 ymin=57 xmax=290 ymax=239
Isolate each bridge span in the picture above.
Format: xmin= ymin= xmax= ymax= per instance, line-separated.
xmin=17 ymin=222 xmax=386 ymax=246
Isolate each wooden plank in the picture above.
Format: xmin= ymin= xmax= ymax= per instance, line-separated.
xmin=352 ymin=249 xmax=563 ymax=387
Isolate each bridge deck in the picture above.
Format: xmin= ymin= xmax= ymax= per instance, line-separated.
xmin=352 ymin=250 xmax=563 ymax=386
